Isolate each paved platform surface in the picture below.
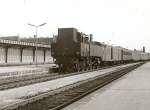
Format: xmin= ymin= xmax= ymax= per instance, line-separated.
xmin=63 ymin=62 xmax=150 ymax=110
xmin=0 ymin=64 xmax=56 ymax=79
xmin=0 ymin=64 xmax=55 ymax=73
xmin=0 ymin=63 xmax=137 ymax=109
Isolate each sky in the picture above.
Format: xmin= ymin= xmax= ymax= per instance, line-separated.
xmin=0 ymin=0 xmax=150 ymax=51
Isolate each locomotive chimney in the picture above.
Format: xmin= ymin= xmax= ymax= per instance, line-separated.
xmin=90 ymin=34 xmax=93 ymax=42
xmin=143 ymin=46 xmax=145 ymax=53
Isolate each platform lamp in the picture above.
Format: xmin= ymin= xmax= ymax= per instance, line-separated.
xmin=28 ymin=23 xmax=47 ymax=66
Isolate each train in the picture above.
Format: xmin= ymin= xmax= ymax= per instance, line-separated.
xmin=51 ymin=28 xmax=150 ymax=72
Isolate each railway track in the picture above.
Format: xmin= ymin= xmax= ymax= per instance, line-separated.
xmin=4 ymin=62 xmax=143 ymax=110
xmin=0 ymin=73 xmax=57 ymax=90
xmin=0 ymin=63 xmax=133 ymax=90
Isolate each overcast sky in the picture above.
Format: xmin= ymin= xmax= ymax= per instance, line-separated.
xmin=0 ymin=0 xmax=150 ymax=51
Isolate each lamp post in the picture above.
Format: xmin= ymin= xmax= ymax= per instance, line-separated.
xmin=28 ymin=23 xmax=47 ymax=66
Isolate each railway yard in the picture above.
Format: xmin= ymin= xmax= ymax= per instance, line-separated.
xmin=1 ymin=0 xmax=150 ymax=109
xmin=0 ymin=28 xmax=150 ymax=110
xmin=0 ymin=62 xmax=146 ymax=110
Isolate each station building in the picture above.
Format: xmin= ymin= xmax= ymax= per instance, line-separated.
xmin=0 ymin=36 xmax=53 ymax=65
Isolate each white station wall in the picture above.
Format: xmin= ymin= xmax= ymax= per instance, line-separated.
xmin=45 ymin=50 xmax=53 ymax=63
xmin=7 ymin=48 xmax=20 ymax=64
xmin=36 ymin=50 xmax=44 ymax=63
xmin=0 ymin=47 xmax=52 ymax=64
xmin=22 ymin=49 xmax=33 ymax=63
xmin=0 ymin=47 xmax=5 ymax=64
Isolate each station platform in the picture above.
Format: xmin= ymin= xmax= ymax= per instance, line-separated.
xmin=63 ymin=62 xmax=150 ymax=110
xmin=0 ymin=63 xmax=56 ymax=72
xmin=0 ymin=63 xmax=55 ymax=79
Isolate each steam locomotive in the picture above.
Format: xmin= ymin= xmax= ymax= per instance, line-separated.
xmin=51 ymin=28 xmax=150 ymax=72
